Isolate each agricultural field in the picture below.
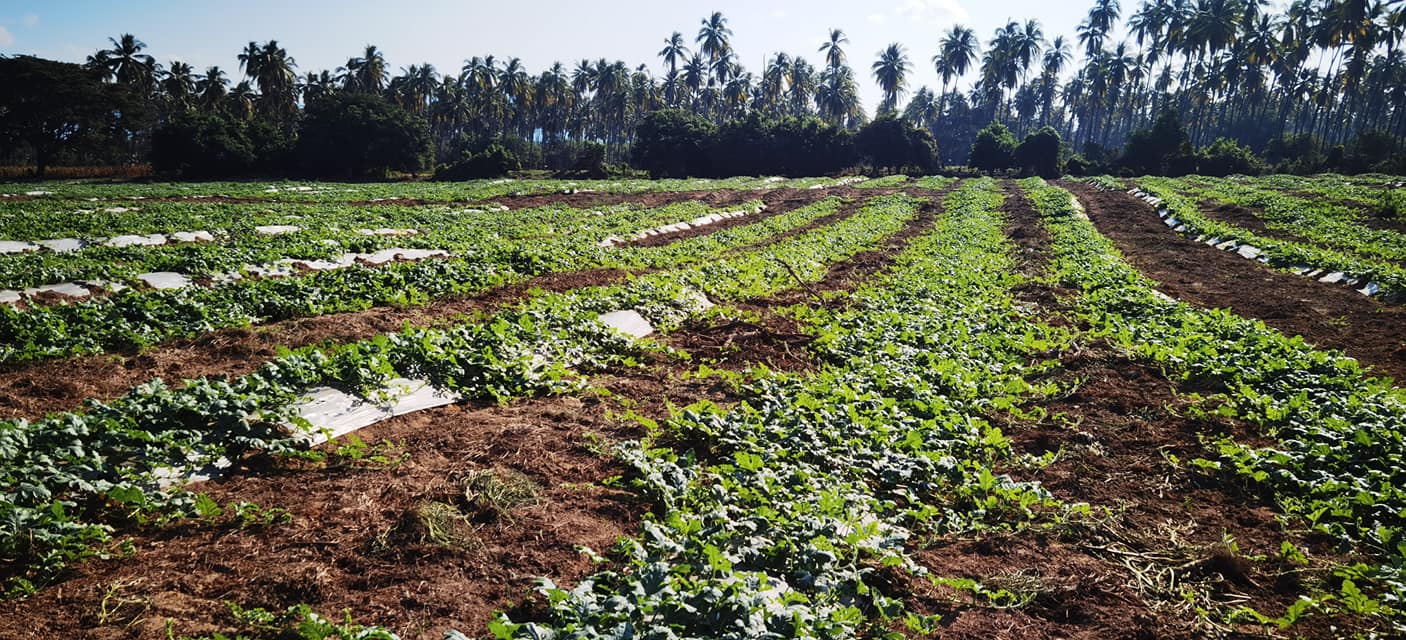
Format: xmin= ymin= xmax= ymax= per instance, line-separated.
xmin=0 ymin=174 xmax=1404 ymax=639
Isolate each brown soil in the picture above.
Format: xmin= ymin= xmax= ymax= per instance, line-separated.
xmin=667 ymin=312 xmax=817 ymax=373
xmin=1199 ymin=199 xmax=1406 ymax=268
xmin=1199 ymin=200 xmax=1312 ymax=244
xmin=0 ymin=268 xmax=635 ymax=421
xmin=1063 ymin=181 xmax=1406 ymax=383
xmin=0 ymin=244 xmax=847 ymax=639
xmin=625 ymin=189 xmax=836 ymax=248
xmin=893 ymin=184 xmax=1366 ymax=639
xmin=0 ymin=391 xmax=649 ymax=639
xmin=756 ymin=189 xmax=952 ymax=308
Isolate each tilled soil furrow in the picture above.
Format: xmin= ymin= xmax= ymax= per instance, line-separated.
xmin=0 ymin=268 xmax=635 ymax=420
xmin=1061 ymin=180 xmax=1406 ymax=383
xmin=901 ymin=182 xmax=1350 ymax=640
xmin=0 ymin=189 xmax=875 ymax=421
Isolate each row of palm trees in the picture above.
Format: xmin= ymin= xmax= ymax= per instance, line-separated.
xmin=88 ymin=2 xmax=1405 ymax=166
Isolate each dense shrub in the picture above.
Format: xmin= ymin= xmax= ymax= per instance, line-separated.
xmin=1197 ymin=137 xmax=1262 ymax=176
xmin=632 ymin=110 xmax=865 ymax=177
xmin=1264 ymin=133 xmax=1323 ymax=173
xmin=1014 ymin=126 xmax=1062 ymax=178
xmin=433 ymin=143 xmax=521 ymax=180
xmin=296 ymin=93 xmax=430 ymax=179
xmin=763 ymin=116 xmax=856 ymax=176
xmin=151 ymin=114 xmax=257 ymax=178
xmin=856 ymin=117 xmax=939 ymax=174
xmin=632 ymin=109 xmax=716 ymax=178
xmin=1119 ymin=108 xmax=1195 ymax=176
xmin=968 ymin=122 xmax=1018 ymax=172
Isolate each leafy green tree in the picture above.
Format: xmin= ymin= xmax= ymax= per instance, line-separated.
xmin=856 ymin=116 xmax=939 ymax=174
xmin=632 ymin=109 xmax=715 ymax=177
xmin=1197 ymin=137 xmax=1262 ymax=176
xmin=296 ymin=92 xmax=430 ymax=178
xmin=968 ymin=121 xmax=1019 ymax=171
xmin=151 ymin=113 xmax=257 ymax=177
xmin=1015 ymin=125 xmax=1062 ymax=177
xmin=1119 ymin=107 xmax=1193 ymax=175
xmin=0 ymin=56 xmax=134 ymax=177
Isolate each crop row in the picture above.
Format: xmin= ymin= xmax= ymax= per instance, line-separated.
xmin=1129 ymin=177 xmax=1406 ymax=300
xmin=0 ymin=191 xmax=919 ymax=595
xmin=0 ymin=199 xmax=727 ymax=290
xmin=0 ymin=197 xmax=817 ymax=364
xmin=493 ymin=179 xmax=1075 ymax=637
xmin=1176 ymin=176 xmax=1406 ymax=265
xmin=0 ymin=175 xmax=866 ymax=206
xmin=1026 ymin=177 xmax=1406 ymax=627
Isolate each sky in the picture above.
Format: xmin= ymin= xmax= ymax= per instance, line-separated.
xmin=1 ymin=0 xmax=1126 ymax=116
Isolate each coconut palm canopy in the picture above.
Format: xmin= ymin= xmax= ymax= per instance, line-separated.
xmin=10 ymin=3 xmax=1406 ymax=166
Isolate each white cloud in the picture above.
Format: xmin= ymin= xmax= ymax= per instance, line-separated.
xmin=867 ymin=13 xmax=889 ymax=24
xmin=769 ymin=9 xmax=792 ymax=21
xmin=896 ymin=0 xmax=970 ymax=25
xmin=22 ymin=13 xmax=38 ymax=28
xmin=0 ymin=26 xmax=13 ymax=47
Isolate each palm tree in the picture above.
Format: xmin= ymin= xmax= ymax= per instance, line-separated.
xmin=819 ymin=28 xmax=849 ymax=70
xmin=659 ymin=32 xmax=690 ymax=105
xmin=228 ymin=80 xmax=256 ymax=120
xmin=161 ymin=61 xmax=196 ymax=112
xmin=872 ymin=43 xmax=911 ymax=115
xmin=902 ymin=86 xmax=940 ymax=131
xmin=342 ymin=45 xmax=388 ymax=93
xmin=817 ymin=65 xmax=862 ymax=127
xmin=196 ymin=66 xmax=229 ymax=113
xmin=681 ymin=54 xmax=706 ymax=112
xmin=934 ymin=25 xmax=979 ymax=114
xmin=97 ymin=34 xmax=157 ymax=93
xmin=239 ymin=41 xmax=298 ymax=120
xmin=788 ymin=57 xmax=817 ymax=116
xmin=1038 ymin=36 xmax=1072 ymax=125
xmin=696 ymin=11 xmax=733 ymax=86
xmin=300 ymin=70 xmax=337 ymax=104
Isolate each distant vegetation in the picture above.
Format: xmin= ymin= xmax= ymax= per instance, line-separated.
xmin=1 ymin=2 xmax=1404 ymax=179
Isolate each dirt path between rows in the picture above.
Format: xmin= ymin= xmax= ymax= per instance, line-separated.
xmin=0 ymin=268 xmax=636 ymax=420
xmin=2 ymin=187 xmax=951 ymax=639
xmin=2 ymin=185 xmax=880 ymax=211
xmin=625 ymin=189 xmax=839 ymax=248
xmin=0 ymin=349 xmax=731 ymax=640
xmin=1062 ymin=180 xmax=1406 ymax=383
xmin=0 ymin=192 xmax=842 ymax=421
xmin=890 ymin=184 xmax=1361 ymax=639
xmin=1194 ymin=198 xmax=1406 ymax=269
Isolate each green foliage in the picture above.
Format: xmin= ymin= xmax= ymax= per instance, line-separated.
xmin=633 ymin=110 xmax=863 ymax=178
xmin=434 ymin=143 xmax=521 ymax=180
xmin=631 ymin=109 xmax=717 ymax=178
xmin=1264 ymin=133 xmax=1324 ymax=174
xmin=855 ymin=117 xmax=940 ymax=175
xmin=1138 ymin=176 xmax=1406 ymax=299
xmin=493 ymin=180 xmax=1068 ymax=637
xmin=1119 ymin=108 xmax=1195 ymax=176
xmin=1014 ymin=126 xmax=1062 ymax=178
xmin=182 ymin=603 xmax=399 ymax=640
xmin=0 ymin=56 xmax=140 ymax=177
xmin=968 ymin=122 xmax=1018 ymax=172
xmin=296 ymin=93 xmax=430 ymax=179
xmin=1196 ymin=138 xmax=1262 ymax=177
xmin=1027 ymin=177 xmax=1406 ymax=629
xmin=151 ymin=113 xmax=259 ymax=178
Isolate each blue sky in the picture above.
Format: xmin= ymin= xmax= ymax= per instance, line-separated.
xmin=2 ymin=0 xmax=1123 ymax=115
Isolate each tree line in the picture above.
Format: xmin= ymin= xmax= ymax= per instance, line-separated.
xmin=1 ymin=2 xmax=1403 ymax=179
